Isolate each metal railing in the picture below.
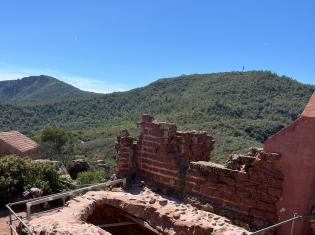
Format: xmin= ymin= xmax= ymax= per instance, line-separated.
xmin=6 ymin=178 xmax=126 ymax=235
xmin=250 ymin=213 xmax=314 ymax=235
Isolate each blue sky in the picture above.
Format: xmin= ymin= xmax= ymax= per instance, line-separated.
xmin=0 ymin=0 xmax=314 ymax=93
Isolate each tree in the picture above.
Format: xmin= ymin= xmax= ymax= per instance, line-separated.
xmin=40 ymin=127 xmax=77 ymax=166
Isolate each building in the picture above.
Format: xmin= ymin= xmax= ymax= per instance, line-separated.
xmin=0 ymin=131 xmax=39 ymax=157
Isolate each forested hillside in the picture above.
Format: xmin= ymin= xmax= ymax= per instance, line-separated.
xmin=0 ymin=71 xmax=313 ymax=163
xmin=0 ymin=75 xmax=95 ymax=103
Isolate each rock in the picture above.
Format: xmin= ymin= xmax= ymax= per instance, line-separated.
xmin=149 ymin=198 xmax=156 ymax=204
xmin=159 ymin=199 xmax=168 ymax=206
xmin=173 ymin=213 xmax=181 ymax=220
xmin=203 ymin=203 xmax=214 ymax=212
xmin=110 ymin=187 xmax=122 ymax=192
xmin=96 ymin=160 xmax=107 ymax=168
xmin=138 ymin=180 xmax=145 ymax=187
xmin=96 ymin=160 xmax=105 ymax=165
xmin=23 ymin=187 xmax=43 ymax=198
xmin=68 ymin=159 xmax=90 ymax=179
xmin=110 ymin=174 xmax=117 ymax=181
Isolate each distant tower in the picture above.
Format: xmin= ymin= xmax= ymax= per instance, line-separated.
xmin=242 ymin=66 xmax=245 ymax=72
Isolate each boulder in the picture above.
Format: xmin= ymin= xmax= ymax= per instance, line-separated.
xmin=68 ymin=159 xmax=90 ymax=179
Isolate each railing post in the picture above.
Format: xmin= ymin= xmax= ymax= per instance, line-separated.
xmin=26 ymin=203 xmax=31 ymax=220
xmin=290 ymin=213 xmax=298 ymax=235
xmin=62 ymin=196 xmax=66 ymax=206
xmin=9 ymin=209 xmax=13 ymax=235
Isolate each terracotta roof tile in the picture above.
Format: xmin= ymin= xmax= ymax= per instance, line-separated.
xmin=0 ymin=131 xmax=38 ymax=153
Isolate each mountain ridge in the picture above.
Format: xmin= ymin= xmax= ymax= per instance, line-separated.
xmin=0 ymin=70 xmax=314 ymax=163
xmin=0 ymin=75 xmax=96 ymax=103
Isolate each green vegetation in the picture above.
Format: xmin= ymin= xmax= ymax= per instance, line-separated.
xmin=0 ymin=156 xmax=65 ymax=206
xmin=0 ymin=71 xmax=314 ymax=166
xmin=76 ymin=170 xmax=108 ymax=185
xmin=39 ymin=127 xmax=79 ymax=166
xmin=0 ymin=75 xmax=96 ymax=103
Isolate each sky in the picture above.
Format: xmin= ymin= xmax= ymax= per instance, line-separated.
xmin=0 ymin=0 xmax=314 ymax=93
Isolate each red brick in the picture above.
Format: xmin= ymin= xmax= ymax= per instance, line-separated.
xmin=268 ymin=178 xmax=283 ymax=189
xmin=148 ymin=128 xmax=163 ymax=137
xmin=142 ymin=146 xmax=155 ymax=153
xmin=143 ymin=135 xmax=161 ymax=142
xmin=250 ymin=208 xmax=265 ymax=219
xmin=219 ymin=175 xmax=236 ymax=186
xmin=257 ymin=201 xmax=276 ymax=213
xmin=142 ymin=141 xmax=160 ymax=149
xmin=268 ymin=187 xmax=282 ymax=198
xmin=264 ymin=211 xmax=277 ymax=222
xmin=260 ymin=193 xmax=278 ymax=204
xmin=240 ymin=197 xmax=257 ymax=208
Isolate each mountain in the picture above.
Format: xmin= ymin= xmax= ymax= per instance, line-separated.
xmin=0 ymin=75 xmax=95 ymax=103
xmin=0 ymin=71 xmax=314 ymax=164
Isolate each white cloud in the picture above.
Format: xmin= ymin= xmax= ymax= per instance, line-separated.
xmin=62 ymin=76 xmax=130 ymax=93
xmin=0 ymin=69 xmax=30 ymax=81
xmin=0 ymin=64 xmax=131 ymax=94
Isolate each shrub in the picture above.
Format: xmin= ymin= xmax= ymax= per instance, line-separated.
xmin=0 ymin=155 xmax=65 ymax=206
xmin=76 ymin=170 xmax=107 ymax=185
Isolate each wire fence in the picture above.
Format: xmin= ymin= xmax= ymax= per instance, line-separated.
xmin=6 ymin=181 xmax=313 ymax=235
xmin=6 ymin=178 xmax=126 ymax=235
xmin=250 ymin=213 xmax=314 ymax=235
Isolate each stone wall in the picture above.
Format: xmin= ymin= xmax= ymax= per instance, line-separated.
xmin=115 ymin=115 xmax=284 ymax=230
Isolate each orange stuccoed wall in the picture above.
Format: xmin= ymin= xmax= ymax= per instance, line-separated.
xmin=264 ymin=92 xmax=315 ymax=235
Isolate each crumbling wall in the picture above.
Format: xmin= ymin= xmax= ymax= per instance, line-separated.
xmin=115 ymin=130 xmax=136 ymax=178
xmin=135 ymin=114 xmax=214 ymax=191
xmin=115 ymin=115 xmax=283 ymax=230
xmin=185 ymin=148 xmax=283 ymax=230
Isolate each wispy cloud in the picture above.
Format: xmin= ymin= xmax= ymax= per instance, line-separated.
xmin=0 ymin=63 xmax=131 ymax=94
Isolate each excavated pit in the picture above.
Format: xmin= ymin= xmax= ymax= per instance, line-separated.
xmin=86 ymin=204 xmax=157 ymax=235
xmin=29 ymin=186 xmax=249 ymax=235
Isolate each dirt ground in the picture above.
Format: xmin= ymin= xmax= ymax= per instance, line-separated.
xmin=0 ymin=209 xmax=26 ymax=235
xmin=0 ymin=210 xmax=9 ymax=235
xmin=0 ymin=207 xmax=60 ymax=235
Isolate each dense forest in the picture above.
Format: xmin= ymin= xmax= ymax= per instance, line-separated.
xmin=0 ymin=71 xmax=314 ymax=165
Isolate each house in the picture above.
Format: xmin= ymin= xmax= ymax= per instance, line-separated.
xmin=0 ymin=131 xmax=39 ymax=157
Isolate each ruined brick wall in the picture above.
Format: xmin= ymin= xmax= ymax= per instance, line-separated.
xmin=185 ymin=148 xmax=283 ymax=230
xmin=136 ymin=114 xmax=214 ymax=191
xmin=115 ymin=115 xmax=284 ymax=230
xmin=115 ymin=130 xmax=136 ymax=178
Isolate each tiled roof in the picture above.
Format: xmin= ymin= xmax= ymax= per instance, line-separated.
xmin=0 ymin=131 xmax=38 ymax=153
